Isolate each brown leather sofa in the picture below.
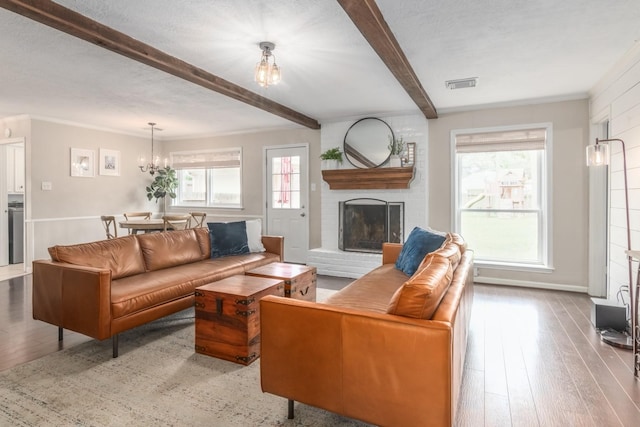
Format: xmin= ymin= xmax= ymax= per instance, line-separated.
xmin=260 ymin=233 xmax=473 ymax=427
xmin=32 ymin=227 xmax=282 ymax=357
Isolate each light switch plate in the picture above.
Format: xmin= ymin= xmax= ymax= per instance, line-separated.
xmin=41 ymin=181 xmax=52 ymax=191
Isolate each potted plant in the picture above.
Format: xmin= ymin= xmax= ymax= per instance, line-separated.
xmin=146 ymin=166 xmax=179 ymax=216
xmin=387 ymin=136 xmax=404 ymax=167
xmin=320 ymin=147 xmax=343 ymax=169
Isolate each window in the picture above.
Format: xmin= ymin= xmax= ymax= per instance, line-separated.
xmin=453 ymin=125 xmax=551 ymax=269
xmin=271 ymin=155 xmax=300 ymax=209
xmin=171 ymin=148 xmax=242 ymax=208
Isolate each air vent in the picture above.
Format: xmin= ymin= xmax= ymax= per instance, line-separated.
xmin=445 ymin=77 xmax=478 ymax=90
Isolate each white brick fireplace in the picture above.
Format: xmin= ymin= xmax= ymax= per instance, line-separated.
xmin=308 ymin=114 xmax=429 ymax=278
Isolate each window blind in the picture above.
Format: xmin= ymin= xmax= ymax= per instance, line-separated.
xmin=171 ymin=148 xmax=241 ymax=168
xmin=455 ymin=128 xmax=546 ymax=153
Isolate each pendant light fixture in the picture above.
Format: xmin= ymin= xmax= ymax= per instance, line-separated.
xmin=255 ymin=41 xmax=281 ymax=88
xmin=138 ymin=122 xmax=166 ymax=175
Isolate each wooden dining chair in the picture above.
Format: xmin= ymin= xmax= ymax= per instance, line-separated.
xmin=100 ymin=215 xmax=118 ymax=239
xmin=123 ymin=212 xmax=151 ymax=234
xmin=123 ymin=211 xmax=151 ymax=221
xmin=163 ymin=214 xmax=192 ymax=231
xmin=190 ymin=212 xmax=207 ymax=228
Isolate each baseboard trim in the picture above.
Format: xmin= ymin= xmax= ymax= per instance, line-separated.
xmin=475 ymin=276 xmax=588 ymax=293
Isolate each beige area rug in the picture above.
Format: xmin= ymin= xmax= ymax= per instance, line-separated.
xmin=0 ymin=288 xmax=372 ymax=426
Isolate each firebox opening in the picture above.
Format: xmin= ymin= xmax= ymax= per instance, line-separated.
xmin=339 ymin=198 xmax=404 ymax=253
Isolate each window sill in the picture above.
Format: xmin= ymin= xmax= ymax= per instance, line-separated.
xmin=474 ymin=261 xmax=554 ymax=274
xmin=173 ymin=204 xmax=244 ymax=210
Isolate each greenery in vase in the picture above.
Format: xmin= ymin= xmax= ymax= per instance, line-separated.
xmin=320 ymin=147 xmax=343 ymax=163
xmin=388 ymin=135 xmax=405 ymax=155
xmin=146 ymin=166 xmax=178 ymax=206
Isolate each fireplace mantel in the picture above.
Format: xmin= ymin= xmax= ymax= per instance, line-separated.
xmin=321 ymin=166 xmax=414 ymax=190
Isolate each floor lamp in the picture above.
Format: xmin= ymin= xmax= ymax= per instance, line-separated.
xmin=586 ymin=138 xmax=639 ymax=378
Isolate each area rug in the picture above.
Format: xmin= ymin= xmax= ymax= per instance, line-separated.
xmin=0 ymin=288 xmax=371 ymax=426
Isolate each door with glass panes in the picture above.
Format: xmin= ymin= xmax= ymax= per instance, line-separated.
xmin=265 ymin=145 xmax=308 ymax=264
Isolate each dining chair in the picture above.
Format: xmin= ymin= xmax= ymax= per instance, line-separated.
xmin=100 ymin=215 xmax=118 ymax=239
xmin=123 ymin=212 xmax=152 ymax=234
xmin=190 ymin=212 xmax=207 ymax=228
xmin=123 ymin=211 xmax=151 ymax=220
xmin=163 ymin=214 xmax=192 ymax=231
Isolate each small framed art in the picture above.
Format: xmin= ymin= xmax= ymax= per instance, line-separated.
xmin=99 ymin=149 xmax=120 ymax=176
xmin=70 ymin=148 xmax=95 ymax=177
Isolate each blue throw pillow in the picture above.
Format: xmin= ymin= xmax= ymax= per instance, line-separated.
xmin=395 ymin=227 xmax=447 ymax=276
xmin=207 ymin=221 xmax=250 ymax=258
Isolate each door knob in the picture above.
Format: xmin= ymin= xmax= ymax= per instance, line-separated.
xmin=300 ymin=212 xmax=306 ymax=217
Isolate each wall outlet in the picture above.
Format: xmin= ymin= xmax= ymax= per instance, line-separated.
xmin=41 ymin=181 xmax=52 ymax=191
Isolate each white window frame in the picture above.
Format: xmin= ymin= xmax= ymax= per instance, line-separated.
xmin=451 ymin=123 xmax=553 ymax=272
xmin=170 ymin=147 xmax=243 ymax=209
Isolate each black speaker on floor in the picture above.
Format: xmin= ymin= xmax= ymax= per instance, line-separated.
xmin=590 ymin=298 xmax=627 ymax=331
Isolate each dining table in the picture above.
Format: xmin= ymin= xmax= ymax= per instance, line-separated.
xmin=119 ymin=218 xmax=166 ymax=234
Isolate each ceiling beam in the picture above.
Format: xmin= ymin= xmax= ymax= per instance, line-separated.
xmin=337 ymin=0 xmax=437 ymax=119
xmin=0 ymin=0 xmax=321 ymax=129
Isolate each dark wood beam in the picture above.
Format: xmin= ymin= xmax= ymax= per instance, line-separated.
xmin=0 ymin=0 xmax=320 ymax=129
xmin=337 ymin=0 xmax=437 ymax=119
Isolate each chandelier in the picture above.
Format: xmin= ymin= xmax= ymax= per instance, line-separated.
xmin=254 ymin=41 xmax=281 ymax=88
xmin=138 ymin=122 xmax=165 ymax=175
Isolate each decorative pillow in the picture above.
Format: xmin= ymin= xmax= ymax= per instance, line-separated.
xmin=387 ymin=255 xmax=453 ymax=319
xmin=207 ymin=221 xmax=250 ymax=258
xmin=395 ymin=226 xmax=447 ymax=276
xmin=245 ymin=219 xmax=266 ymax=253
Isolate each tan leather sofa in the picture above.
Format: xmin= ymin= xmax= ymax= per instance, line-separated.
xmin=32 ymin=227 xmax=282 ymax=357
xmin=260 ymin=234 xmax=473 ymax=427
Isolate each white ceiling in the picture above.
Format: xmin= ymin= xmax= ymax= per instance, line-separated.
xmin=1 ymin=0 xmax=639 ymax=138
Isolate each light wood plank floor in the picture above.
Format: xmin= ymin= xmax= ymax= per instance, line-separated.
xmin=458 ymin=284 xmax=640 ymax=427
xmin=1 ymin=275 xmax=640 ymax=425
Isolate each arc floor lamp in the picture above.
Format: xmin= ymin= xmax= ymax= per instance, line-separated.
xmin=586 ymin=137 xmax=640 ymax=378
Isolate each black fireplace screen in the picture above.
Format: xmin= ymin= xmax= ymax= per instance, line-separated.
xmin=339 ymin=198 xmax=404 ymax=253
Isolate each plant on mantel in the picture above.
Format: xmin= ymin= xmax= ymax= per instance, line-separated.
xmin=146 ymin=166 xmax=178 ymax=216
xmin=387 ymin=136 xmax=404 ymax=167
xmin=320 ymin=147 xmax=343 ymax=169
xmin=388 ymin=135 xmax=405 ymax=155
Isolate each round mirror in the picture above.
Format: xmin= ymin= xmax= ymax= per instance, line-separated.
xmin=344 ymin=117 xmax=394 ymax=168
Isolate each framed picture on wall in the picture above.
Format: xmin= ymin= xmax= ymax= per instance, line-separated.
xmin=70 ymin=148 xmax=95 ymax=177
xmin=99 ymin=148 xmax=120 ymax=176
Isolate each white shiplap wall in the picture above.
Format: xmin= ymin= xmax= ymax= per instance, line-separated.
xmin=307 ymin=114 xmax=429 ymax=278
xmin=590 ymin=41 xmax=640 ymax=301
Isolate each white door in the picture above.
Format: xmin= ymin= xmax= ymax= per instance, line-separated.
xmin=265 ymin=145 xmax=309 ymax=264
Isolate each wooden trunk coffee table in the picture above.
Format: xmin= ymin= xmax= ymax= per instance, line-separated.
xmin=245 ymin=262 xmax=317 ymax=302
xmin=194 ymin=275 xmax=284 ymax=365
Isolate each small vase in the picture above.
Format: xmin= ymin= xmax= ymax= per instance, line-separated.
xmin=389 ymin=155 xmax=401 ymax=168
xmin=322 ymin=159 xmax=339 ymax=170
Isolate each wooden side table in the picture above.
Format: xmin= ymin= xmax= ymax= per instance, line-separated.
xmin=194 ymin=275 xmax=284 ymax=365
xmin=246 ymin=262 xmax=317 ymax=302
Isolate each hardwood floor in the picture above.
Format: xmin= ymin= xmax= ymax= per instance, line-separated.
xmin=2 ymin=275 xmax=640 ymax=425
xmin=458 ymin=284 xmax=640 ymax=427
xmin=0 ymin=274 xmax=90 ymax=372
